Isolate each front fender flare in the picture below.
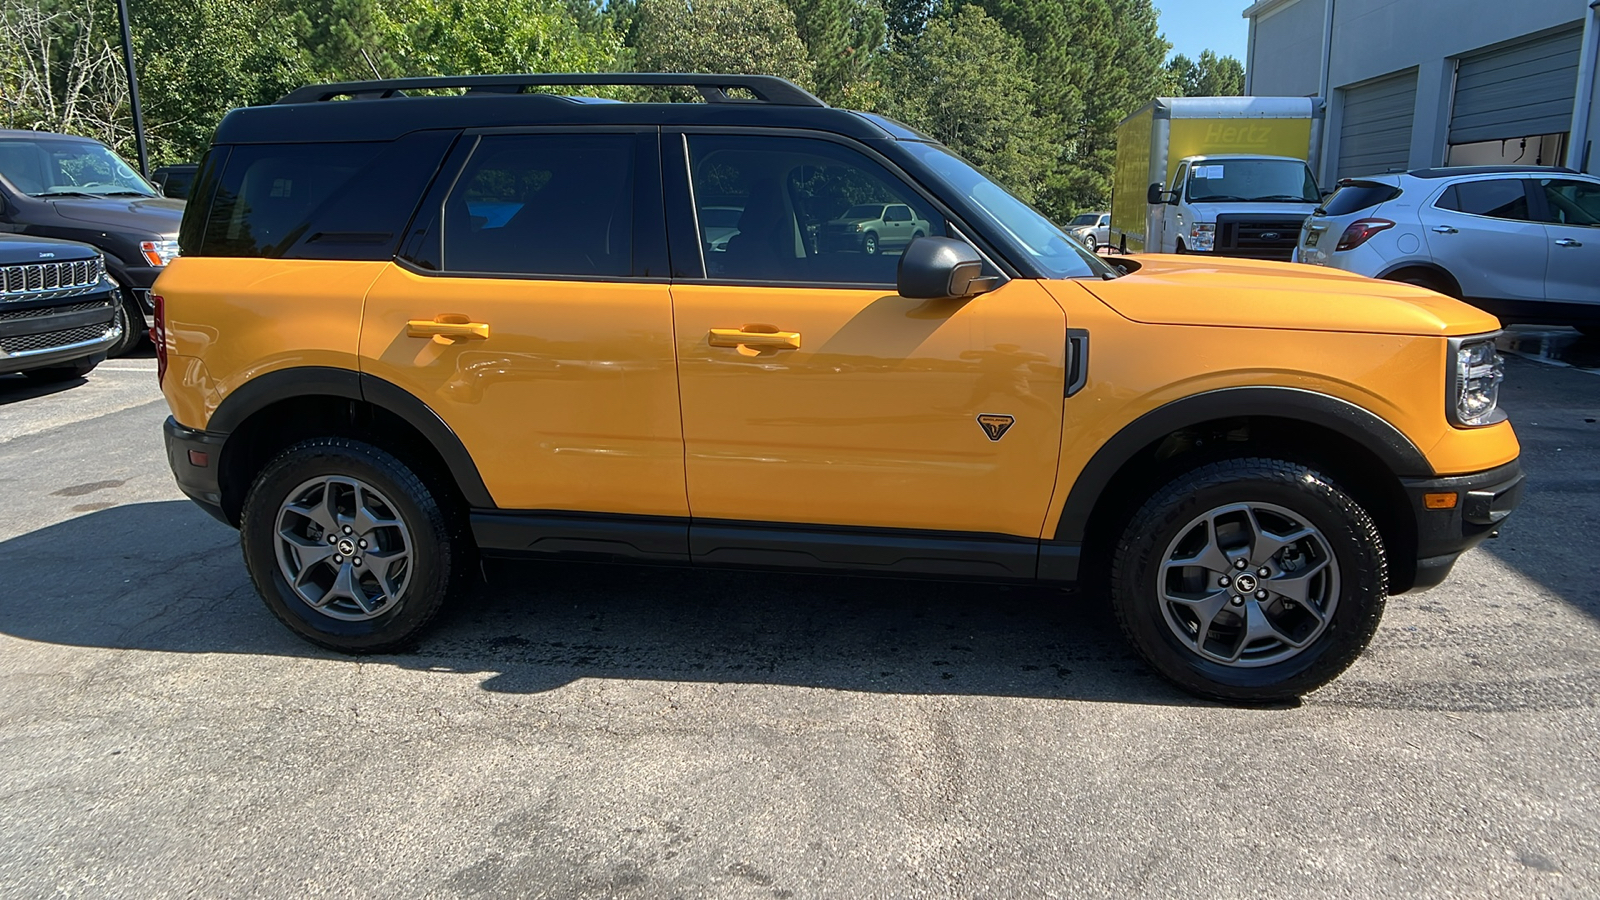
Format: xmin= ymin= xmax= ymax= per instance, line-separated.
xmin=1051 ymin=386 xmax=1430 ymax=543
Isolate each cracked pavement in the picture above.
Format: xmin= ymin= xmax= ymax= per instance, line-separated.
xmin=1 ymin=334 xmax=1597 ymax=898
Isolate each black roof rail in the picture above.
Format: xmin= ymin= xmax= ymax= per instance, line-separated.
xmin=276 ymin=73 xmax=826 ymax=107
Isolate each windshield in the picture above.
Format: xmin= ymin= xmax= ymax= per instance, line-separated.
xmin=1186 ymin=159 xmax=1319 ymax=203
xmin=0 ymin=138 xmax=157 ymax=198
xmin=900 ymin=142 xmax=1111 ymax=280
xmin=842 ymin=204 xmax=885 ymax=219
xmin=1068 ymin=213 xmax=1100 ymax=226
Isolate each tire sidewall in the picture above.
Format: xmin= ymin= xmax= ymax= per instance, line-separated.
xmin=240 ymin=439 xmax=454 ymax=652
xmin=1114 ymin=461 xmax=1386 ymax=701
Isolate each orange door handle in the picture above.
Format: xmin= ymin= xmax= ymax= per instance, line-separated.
xmin=708 ymin=327 xmax=801 ymax=350
xmin=408 ymin=315 xmax=490 ymax=341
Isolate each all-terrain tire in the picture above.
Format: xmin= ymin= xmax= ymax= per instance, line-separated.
xmin=1109 ymin=457 xmax=1387 ymax=703
xmin=240 ymin=438 xmax=466 ymax=653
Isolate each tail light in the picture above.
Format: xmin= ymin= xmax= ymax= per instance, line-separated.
xmin=152 ymin=293 xmax=167 ymax=386
xmin=1335 ymin=218 xmax=1395 ymax=251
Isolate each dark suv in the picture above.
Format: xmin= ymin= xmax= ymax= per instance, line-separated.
xmin=0 ymin=233 xmax=119 ymax=381
xmin=0 ymin=130 xmax=184 ymax=356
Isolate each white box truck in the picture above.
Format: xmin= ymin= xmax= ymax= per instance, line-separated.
xmin=1111 ymin=97 xmax=1326 ymax=258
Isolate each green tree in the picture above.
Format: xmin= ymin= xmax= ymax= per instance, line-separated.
xmin=965 ymin=0 xmax=1169 ymax=216
xmin=1165 ymin=49 xmax=1245 ymax=97
xmin=633 ymin=0 xmax=815 ymax=90
xmin=877 ymin=6 xmax=1058 ymax=204
xmin=784 ymin=0 xmax=886 ymax=104
xmin=374 ymin=0 xmax=623 ymax=78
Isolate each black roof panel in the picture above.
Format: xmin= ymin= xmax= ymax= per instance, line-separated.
xmin=1407 ymin=165 xmax=1580 ymax=179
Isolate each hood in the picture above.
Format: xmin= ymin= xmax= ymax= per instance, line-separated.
xmin=47 ymin=195 xmax=184 ymax=236
xmin=0 ymin=232 xmax=100 ymax=263
xmin=1077 ymin=255 xmax=1501 ymax=337
xmin=1182 ymin=201 xmax=1318 ymax=220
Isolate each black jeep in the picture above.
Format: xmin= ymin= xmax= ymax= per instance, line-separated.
xmin=0 ymin=130 xmax=183 ymax=356
xmin=0 ymin=233 xmax=120 ymax=382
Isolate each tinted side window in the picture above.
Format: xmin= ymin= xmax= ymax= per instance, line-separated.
xmin=1322 ymin=181 xmax=1401 ymax=216
xmin=1537 ymin=179 xmax=1600 ymax=227
xmin=204 ymin=143 xmax=380 ymax=257
xmin=686 ymin=134 xmax=944 ymax=286
xmin=179 ymin=148 xmax=227 ymax=256
xmin=1437 ymin=179 xmax=1531 ymax=220
xmin=442 ymin=134 xmax=634 ymax=278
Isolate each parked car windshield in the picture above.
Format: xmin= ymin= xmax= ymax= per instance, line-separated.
xmin=0 ymin=137 xmax=157 ymax=198
xmin=1186 ymin=159 xmax=1319 ymax=203
xmin=1068 ymin=213 xmax=1100 ymax=226
xmin=842 ymin=204 xmax=886 ymax=219
xmin=900 ymin=141 xmax=1112 ymax=280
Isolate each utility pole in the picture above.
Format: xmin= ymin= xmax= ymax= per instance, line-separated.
xmin=115 ymin=0 xmax=149 ymax=178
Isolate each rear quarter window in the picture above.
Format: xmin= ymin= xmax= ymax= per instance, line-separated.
xmin=197 ymin=132 xmax=455 ymax=259
xmin=1322 ymin=181 xmax=1401 ymax=216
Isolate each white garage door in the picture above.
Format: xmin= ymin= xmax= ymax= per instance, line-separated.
xmin=1337 ymin=70 xmax=1418 ymax=178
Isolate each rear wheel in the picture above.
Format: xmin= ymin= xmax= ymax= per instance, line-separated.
xmin=1388 ymin=271 xmax=1453 ymax=297
xmin=1110 ymin=458 xmax=1387 ymax=702
xmin=240 ymin=438 xmax=466 ymax=653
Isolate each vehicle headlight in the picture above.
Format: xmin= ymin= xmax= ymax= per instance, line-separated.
xmin=140 ymin=239 xmax=180 ymax=267
xmin=1448 ymin=337 xmax=1505 ymax=427
xmin=1188 ymin=223 xmax=1216 ymax=252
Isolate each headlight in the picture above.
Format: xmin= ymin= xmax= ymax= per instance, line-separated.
xmin=1188 ymin=223 xmax=1216 ymax=252
xmin=140 ymin=239 xmax=180 ymax=267
xmin=1448 ymin=337 xmax=1505 ymax=427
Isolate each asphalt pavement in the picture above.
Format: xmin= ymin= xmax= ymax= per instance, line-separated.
xmin=1 ymin=334 xmax=1597 ymax=899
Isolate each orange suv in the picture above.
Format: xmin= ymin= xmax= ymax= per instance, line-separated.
xmin=155 ymin=74 xmax=1523 ymax=701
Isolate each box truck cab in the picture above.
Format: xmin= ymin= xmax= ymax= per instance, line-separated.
xmin=1147 ymin=153 xmax=1323 ymax=256
xmin=1112 ymin=97 xmax=1326 ymax=259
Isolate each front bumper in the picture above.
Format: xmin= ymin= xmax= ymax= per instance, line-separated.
xmin=164 ymin=416 xmax=231 ymax=526
xmin=0 ymin=291 xmax=120 ymax=374
xmin=1400 ymin=458 xmax=1525 ymax=591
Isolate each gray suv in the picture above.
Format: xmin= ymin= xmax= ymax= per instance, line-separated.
xmin=1295 ymin=166 xmax=1600 ymax=333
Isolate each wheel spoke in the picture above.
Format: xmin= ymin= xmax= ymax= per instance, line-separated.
xmin=1269 ymin=558 xmax=1330 ymax=605
xmin=1165 ymin=515 xmax=1232 ymax=576
xmin=281 ymin=531 xmax=336 ymax=571
xmin=1166 ymin=589 xmax=1231 ymax=652
xmin=352 ymin=485 xmax=400 ymax=535
xmin=1246 ymin=511 xmax=1316 ymax=567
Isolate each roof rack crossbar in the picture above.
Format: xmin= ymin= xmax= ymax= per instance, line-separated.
xmin=276 ymin=73 xmax=826 ymax=107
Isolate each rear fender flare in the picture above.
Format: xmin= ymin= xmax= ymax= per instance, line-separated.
xmin=209 ymin=366 xmax=494 ymax=508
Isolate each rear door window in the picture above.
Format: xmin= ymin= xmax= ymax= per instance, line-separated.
xmin=1435 ymin=179 xmax=1533 ymax=220
xmin=1322 ymin=181 xmax=1401 ymax=216
xmin=440 ymin=133 xmax=635 ymax=278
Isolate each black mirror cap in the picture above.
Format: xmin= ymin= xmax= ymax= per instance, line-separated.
xmin=898 ymin=236 xmax=989 ymax=300
xmin=1147 ymin=182 xmax=1164 ymax=205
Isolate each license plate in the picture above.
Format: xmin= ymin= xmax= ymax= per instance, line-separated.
xmin=1305 ymin=231 xmax=1320 ymax=247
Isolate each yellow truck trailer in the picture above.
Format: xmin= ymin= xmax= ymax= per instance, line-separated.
xmin=1112 ymin=97 xmax=1325 ymax=258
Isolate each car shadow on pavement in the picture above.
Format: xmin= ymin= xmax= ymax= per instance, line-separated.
xmin=0 ymin=500 xmax=1207 ymax=706
xmin=0 ymin=373 xmax=88 ymax=404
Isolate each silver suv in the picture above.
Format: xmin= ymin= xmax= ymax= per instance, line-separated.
xmin=1295 ymin=166 xmax=1600 ymax=334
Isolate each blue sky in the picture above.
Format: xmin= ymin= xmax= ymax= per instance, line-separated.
xmin=1155 ymin=1 xmax=1251 ymax=63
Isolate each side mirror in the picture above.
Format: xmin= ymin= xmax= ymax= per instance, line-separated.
xmin=1147 ymin=183 xmax=1178 ymax=205
xmin=898 ymin=236 xmax=994 ymax=300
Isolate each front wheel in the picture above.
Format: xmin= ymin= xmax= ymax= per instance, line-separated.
xmin=862 ymin=231 xmax=879 ymax=255
xmin=106 ymin=275 xmax=145 ymax=357
xmin=240 ymin=438 xmax=466 ymax=653
xmin=1109 ymin=458 xmax=1387 ymax=702
xmin=1085 ymin=234 xmax=1099 ymax=253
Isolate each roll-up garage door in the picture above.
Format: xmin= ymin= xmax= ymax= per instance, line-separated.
xmin=1449 ymin=26 xmax=1583 ymax=144
xmin=1337 ymin=70 xmax=1417 ymax=178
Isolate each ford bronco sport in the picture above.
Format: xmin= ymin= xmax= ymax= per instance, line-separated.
xmin=156 ymin=74 xmax=1523 ymax=701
